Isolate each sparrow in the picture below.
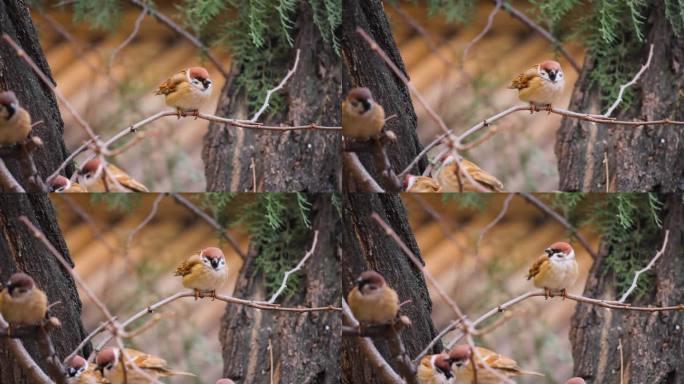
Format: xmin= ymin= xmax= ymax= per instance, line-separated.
xmin=449 ymin=345 xmax=544 ymax=383
xmin=341 ymin=87 xmax=386 ymax=139
xmin=566 ymin=378 xmax=586 ymax=384
xmin=155 ymin=67 xmax=213 ymax=117
xmin=0 ymin=91 xmax=32 ymax=145
xmin=433 ymin=155 xmax=504 ymax=192
xmin=216 ymin=380 xmax=236 ymax=384
xmin=0 ymin=273 xmax=48 ymax=326
xmin=404 ymin=175 xmax=442 ymax=193
xmin=66 ymin=355 xmax=105 ymax=384
xmin=174 ymin=247 xmax=228 ymax=300
xmin=77 ymin=158 xmax=149 ymax=192
xmin=526 ymin=241 xmax=579 ymax=299
xmin=417 ymin=353 xmax=453 ymax=384
xmin=48 ymin=175 xmax=87 ymax=193
xmin=508 ymin=60 xmax=564 ymax=112
xmin=347 ymin=270 xmax=399 ymax=325
xmin=95 ymin=347 xmax=195 ymax=384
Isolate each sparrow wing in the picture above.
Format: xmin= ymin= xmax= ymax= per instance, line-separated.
xmin=107 ymin=164 xmax=149 ymax=192
xmin=508 ymin=65 xmax=539 ymax=90
xmin=65 ymin=182 xmax=88 ymax=193
xmin=174 ymin=255 xmax=202 ymax=277
xmin=460 ymin=159 xmax=504 ymax=192
xmin=155 ymin=70 xmax=187 ymax=95
xmin=526 ymin=254 xmax=548 ymax=280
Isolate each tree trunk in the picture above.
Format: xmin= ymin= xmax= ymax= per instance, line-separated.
xmin=0 ymin=194 xmax=89 ymax=384
xmin=202 ymin=2 xmax=341 ymax=193
xmin=555 ymin=2 xmax=684 ymax=192
xmin=0 ymin=1 xmax=73 ymax=190
xmin=341 ymin=0 xmax=427 ymax=191
xmin=570 ymin=194 xmax=683 ymax=383
xmin=341 ymin=193 xmax=440 ymax=383
xmin=218 ymin=195 xmax=340 ymax=383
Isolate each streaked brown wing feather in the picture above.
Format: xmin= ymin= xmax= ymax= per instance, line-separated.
xmin=108 ymin=164 xmax=149 ymax=192
xmin=527 ymin=254 xmax=548 ymax=280
xmin=155 ymin=70 xmax=187 ymax=95
xmin=174 ymin=255 xmax=201 ymax=277
xmin=508 ymin=65 xmax=540 ymax=89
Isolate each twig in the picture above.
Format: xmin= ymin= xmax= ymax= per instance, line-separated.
xmin=125 ymin=193 xmax=164 ymax=254
xmin=497 ymin=1 xmax=580 ymax=73
xmin=413 ymin=320 xmax=462 ymax=363
xmin=0 ymin=314 xmax=54 ymax=384
xmin=520 ymin=193 xmax=598 ymax=259
xmin=475 ymin=193 xmax=513 ymax=257
xmin=170 ymin=193 xmax=247 ymax=260
xmin=268 ymin=338 xmax=274 ymax=384
xmin=619 ymin=339 xmax=624 ymax=384
xmin=604 ymin=44 xmax=654 ymax=117
xmin=342 ymin=301 xmax=406 ymax=384
xmin=0 ymin=158 xmax=25 ymax=192
xmin=108 ymin=6 xmax=147 ymax=71
xmin=370 ymin=213 xmax=467 ymax=323
xmin=47 ymin=139 xmax=96 ymax=183
xmin=128 ymin=0 xmax=229 ymax=78
xmin=251 ymin=49 xmax=300 ymax=122
xmin=35 ymin=326 xmax=67 ymax=384
xmin=618 ymin=230 xmax=669 ymax=303
xmin=461 ymin=0 xmax=502 ymax=71
xmin=63 ymin=318 xmax=116 ymax=364
xmin=267 ymin=230 xmax=319 ymax=304
xmin=2 ymin=34 xmax=100 ymax=144
xmin=343 ymin=152 xmax=385 ymax=192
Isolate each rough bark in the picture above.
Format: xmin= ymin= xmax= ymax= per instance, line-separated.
xmin=341 ymin=0 xmax=427 ymax=191
xmin=341 ymin=193 xmax=440 ymax=383
xmin=570 ymin=194 xmax=684 ymax=383
xmin=202 ymin=2 xmax=341 ymax=193
xmin=0 ymin=1 xmax=73 ymax=190
xmin=219 ymin=195 xmax=340 ymax=383
xmin=0 ymin=194 xmax=89 ymax=384
xmin=555 ymin=1 xmax=684 ymax=192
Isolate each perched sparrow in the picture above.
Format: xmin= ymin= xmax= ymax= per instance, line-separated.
xmin=347 ymin=270 xmax=399 ymax=325
xmin=155 ymin=67 xmax=213 ymax=117
xmin=417 ymin=353 xmax=453 ymax=384
xmin=48 ymin=175 xmax=87 ymax=193
xmin=404 ymin=175 xmax=442 ymax=193
xmin=216 ymin=380 xmax=236 ymax=384
xmin=0 ymin=273 xmax=47 ymax=326
xmin=527 ymin=241 xmax=579 ymax=298
xmin=566 ymin=378 xmax=586 ymax=384
xmin=433 ymin=155 xmax=504 ymax=192
xmin=508 ymin=60 xmax=564 ymax=111
xmin=77 ymin=159 xmax=149 ymax=192
xmin=174 ymin=247 xmax=228 ymax=299
xmin=95 ymin=347 xmax=195 ymax=384
xmin=341 ymin=87 xmax=386 ymax=139
xmin=449 ymin=345 xmax=543 ymax=383
xmin=0 ymin=91 xmax=32 ymax=145
xmin=66 ymin=355 xmax=104 ymax=384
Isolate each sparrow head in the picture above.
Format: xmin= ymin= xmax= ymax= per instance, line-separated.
xmin=95 ymin=347 xmax=119 ymax=376
xmin=539 ymin=60 xmax=563 ymax=84
xmin=346 ymin=87 xmax=374 ymax=115
xmin=66 ymin=355 xmax=88 ymax=377
xmin=355 ymin=270 xmax=387 ymax=295
xmin=448 ymin=345 xmax=472 ymax=368
xmin=433 ymin=353 xmax=453 ymax=378
xmin=0 ymin=91 xmax=19 ymax=120
xmin=6 ymin=273 xmax=35 ymax=297
xmin=48 ymin=175 xmax=71 ymax=192
xmin=79 ymin=159 xmax=102 ymax=180
xmin=188 ymin=67 xmax=212 ymax=91
xmin=403 ymin=174 xmax=416 ymax=191
xmin=216 ymin=380 xmax=236 ymax=384
xmin=201 ymin=247 xmax=226 ymax=271
xmin=565 ymin=378 xmax=586 ymax=384
xmin=544 ymin=241 xmax=575 ymax=261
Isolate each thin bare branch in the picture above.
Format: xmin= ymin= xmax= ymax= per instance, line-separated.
xmin=108 ymin=6 xmax=147 ymax=71
xmin=0 ymin=158 xmax=25 ymax=192
xmin=0 ymin=314 xmax=54 ymax=384
xmin=343 ymin=152 xmax=385 ymax=192
xmin=268 ymin=230 xmax=318 ymax=304
xmin=604 ymin=44 xmax=655 ymax=117
xmin=618 ymin=230 xmax=669 ymax=303
xmin=251 ymin=49 xmax=301 ymax=122
xmin=170 ymin=193 xmax=247 ymax=260
xmin=461 ymin=0 xmax=502 ymax=71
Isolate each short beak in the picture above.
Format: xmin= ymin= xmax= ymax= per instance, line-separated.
xmin=360 ymin=98 xmax=371 ymax=112
xmin=67 ymin=367 xmax=77 ymax=376
xmin=544 ymin=248 xmax=552 ymax=255
xmin=95 ymin=365 xmax=104 ymax=375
